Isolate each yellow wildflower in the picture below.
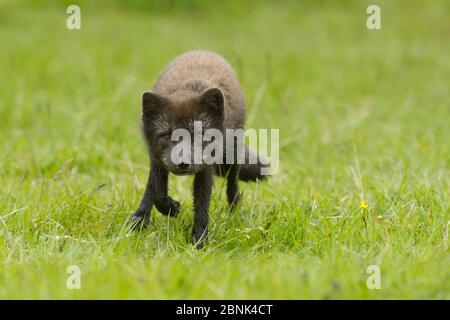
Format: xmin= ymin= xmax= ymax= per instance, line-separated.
xmin=360 ymin=199 xmax=368 ymax=209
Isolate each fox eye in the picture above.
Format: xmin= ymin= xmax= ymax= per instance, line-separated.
xmin=158 ymin=132 xmax=171 ymax=140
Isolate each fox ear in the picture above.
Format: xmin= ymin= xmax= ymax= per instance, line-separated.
xmin=199 ymin=87 xmax=224 ymax=119
xmin=142 ymin=91 xmax=166 ymax=119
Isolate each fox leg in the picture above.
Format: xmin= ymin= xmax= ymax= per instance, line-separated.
xmin=226 ymin=164 xmax=241 ymax=209
xmin=150 ymin=165 xmax=180 ymax=217
xmin=130 ymin=163 xmax=180 ymax=229
xmin=192 ymin=167 xmax=214 ymax=248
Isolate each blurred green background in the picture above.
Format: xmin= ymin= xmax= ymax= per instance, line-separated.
xmin=0 ymin=0 xmax=448 ymax=299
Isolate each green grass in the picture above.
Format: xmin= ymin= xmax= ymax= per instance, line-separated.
xmin=0 ymin=0 xmax=449 ymax=299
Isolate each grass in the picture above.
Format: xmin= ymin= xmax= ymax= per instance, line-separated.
xmin=0 ymin=0 xmax=449 ymax=299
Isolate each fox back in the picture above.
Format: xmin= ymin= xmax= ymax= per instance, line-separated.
xmin=153 ymin=50 xmax=246 ymax=129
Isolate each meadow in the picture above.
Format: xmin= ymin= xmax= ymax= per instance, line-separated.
xmin=0 ymin=0 xmax=449 ymax=299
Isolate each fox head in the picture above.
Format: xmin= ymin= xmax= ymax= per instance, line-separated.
xmin=141 ymin=87 xmax=225 ymax=175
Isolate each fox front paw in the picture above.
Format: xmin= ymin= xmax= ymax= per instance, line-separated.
xmin=155 ymin=197 xmax=180 ymax=217
xmin=128 ymin=209 xmax=150 ymax=230
xmin=192 ymin=226 xmax=208 ymax=249
xmin=229 ymin=191 xmax=242 ymax=210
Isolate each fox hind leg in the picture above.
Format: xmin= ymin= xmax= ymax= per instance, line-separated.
xmin=226 ymin=164 xmax=241 ymax=210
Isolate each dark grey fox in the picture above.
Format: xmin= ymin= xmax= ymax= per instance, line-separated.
xmin=130 ymin=50 xmax=267 ymax=248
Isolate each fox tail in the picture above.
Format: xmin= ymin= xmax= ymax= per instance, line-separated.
xmin=238 ymin=145 xmax=270 ymax=182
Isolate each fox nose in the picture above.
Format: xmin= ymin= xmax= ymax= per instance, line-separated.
xmin=177 ymin=162 xmax=189 ymax=171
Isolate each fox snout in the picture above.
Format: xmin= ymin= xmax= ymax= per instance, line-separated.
xmin=165 ymin=142 xmax=202 ymax=175
xmin=168 ymin=161 xmax=200 ymax=175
